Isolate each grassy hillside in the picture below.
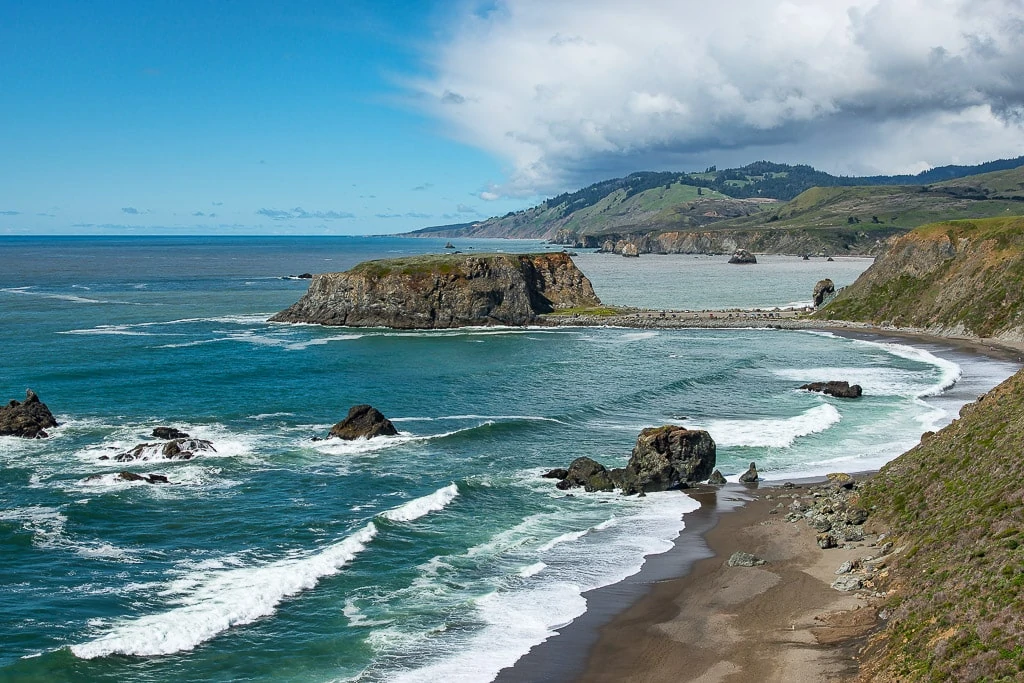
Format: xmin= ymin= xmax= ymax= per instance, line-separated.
xmin=859 ymin=368 xmax=1024 ymax=680
xmin=819 ymin=216 xmax=1024 ymax=339
xmin=408 ymin=159 xmax=1024 ymax=242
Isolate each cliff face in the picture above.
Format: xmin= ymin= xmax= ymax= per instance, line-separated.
xmin=269 ymin=252 xmax=600 ymax=329
xmin=819 ymin=217 xmax=1024 ymax=341
xmin=578 ymin=227 xmax=900 ymax=256
xmin=859 ymin=367 xmax=1024 ymax=681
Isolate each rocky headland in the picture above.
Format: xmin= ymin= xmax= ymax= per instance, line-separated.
xmin=270 ymin=252 xmax=600 ymax=329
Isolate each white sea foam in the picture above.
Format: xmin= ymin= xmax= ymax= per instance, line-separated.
xmin=385 ymin=490 xmax=699 ymax=683
xmin=0 ymin=505 xmax=139 ymax=561
xmin=311 ymin=424 xmax=489 ymax=457
xmin=518 ymin=562 xmax=547 ymax=578
xmin=379 ymin=484 xmax=459 ymax=523
xmin=689 ymin=403 xmax=842 ymax=448
xmin=390 ymin=414 xmax=566 ymax=425
xmin=536 ymin=529 xmax=590 ymax=552
xmin=70 ymin=523 xmax=378 ymax=659
xmin=0 ymin=287 xmax=136 ymax=305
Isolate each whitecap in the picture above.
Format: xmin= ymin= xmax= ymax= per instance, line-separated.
xmin=689 ymin=403 xmax=842 ymax=448
xmin=70 ymin=523 xmax=378 ymax=659
xmin=379 ymin=484 xmax=459 ymax=523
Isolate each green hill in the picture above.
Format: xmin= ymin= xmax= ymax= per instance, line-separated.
xmin=818 ymin=215 xmax=1024 ymax=340
xmin=407 ymin=158 xmax=1024 ymax=245
xmin=858 ymin=367 xmax=1024 ymax=680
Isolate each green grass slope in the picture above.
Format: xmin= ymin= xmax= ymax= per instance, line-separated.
xmin=859 ymin=368 xmax=1024 ymax=681
xmin=818 ymin=216 xmax=1024 ymax=339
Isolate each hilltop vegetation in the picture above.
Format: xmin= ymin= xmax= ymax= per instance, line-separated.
xmin=859 ymin=368 xmax=1024 ymax=680
xmin=819 ymin=216 xmax=1024 ymax=340
xmin=408 ymin=157 xmax=1024 ymax=245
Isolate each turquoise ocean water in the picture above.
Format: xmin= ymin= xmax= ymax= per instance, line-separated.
xmin=0 ymin=236 xmax=1018 ymax=682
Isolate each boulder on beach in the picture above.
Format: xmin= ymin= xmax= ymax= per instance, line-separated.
xmin=739 ymin=461 xmax=759 ymax=483
xmin=708 ymin=469 xmax=727 ymax=485
xmin=826 ymin=472 xmax=856 ymax=489
xmin=800 ymin=381 xmax=863 ymax=398
xmin=329 ymin=405 xmax=398 ymax=440
xmin=0 ymin=389 xmax=58 ymax=439
xmin=727 ymin=551 xmax=767 ymax=567
xmin=728 ymin=249 xmax=757 ymax=264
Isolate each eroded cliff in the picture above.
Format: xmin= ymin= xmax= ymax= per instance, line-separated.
xmin=819 ymin=216 xmax=1024 ymax=342
xmin=269 ymin=252 xmax=600 ymax=329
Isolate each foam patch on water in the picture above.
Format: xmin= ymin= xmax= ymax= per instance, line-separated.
xmin=0 ymin=505 xmax=139 ymax=562
xmin=689 ymin=403 xmax=842 ymax=448
xmin=70 ymin=523 xmax=378 ymax=659
xmin=0 ymin=287 xmax=137 ymax=305
xmin=311 ymin=424 xmax=492 ymax=457
xmin=379 ymin=484 xmax=460 ymax=523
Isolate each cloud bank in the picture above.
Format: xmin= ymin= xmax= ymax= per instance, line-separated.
xmin=418 ymin=0 xmax=1024 ymax=196
xmin=256 ymin=208 xmax=355 ymax=220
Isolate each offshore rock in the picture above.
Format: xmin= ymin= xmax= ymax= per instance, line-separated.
xmin=800 ymin=381 xmax=863 ymax=398
xmin=739 ymin=461 xmax=759 ymax=483
xmin=556 ymin=457 xmax=615 ymax=492
xmin=617 ymin=426 xmax=716 ymax=494
xmin=152 ymin=427 xmax=190 ymax=440
xmin=728 ymin=249 xmax=757 ymax=264
xmin=0 ymin=389 xmax=58 ymax=439
xmin=620 ymin=243 xmax=640 ymax=257
xmin=85 ymin=471 xmax=170 ymax=485
xmin=269 ymin=252 xmax=601 ymax=329
xmin=541 ymin=468 xmax=569 ymax=479
xmin=329 ymin=405 xmax=398 ymax=440
xmin=812 ymin=278 xmax=836 ymax=308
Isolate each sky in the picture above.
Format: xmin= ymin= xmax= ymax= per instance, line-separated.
xmin=2 ymin=0 xmax=1024 ymax=235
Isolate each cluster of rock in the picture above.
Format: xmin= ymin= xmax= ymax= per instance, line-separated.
xmin=763 ymin=473 xmax=895 ymax=592
xmin=103 ymin=434 xmax=217 ymax=462
xmin=84 ymin=471 xmax=170 ymax=485
xmin=544 ymin=425 xmax=717 ymax=494
xmin=800 ymin=381 xmax=863 ymax=398
xmin=0 ymin=390 xmax=58 ymax=439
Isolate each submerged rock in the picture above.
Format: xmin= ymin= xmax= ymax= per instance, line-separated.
xmin=800 ymin=381 xmax=863 ymax=398
xmin=329 ymin=405 xmax=398 ymax=440
xmin=0 ymin=389 xmax=58 ymax=439
xmin=112 ymin=438 xmax=216 ymax=462
xmin=739 ymin=461 xmax=759 ymax=483
xmin=728 ymin=249 xmax=757 ymax=264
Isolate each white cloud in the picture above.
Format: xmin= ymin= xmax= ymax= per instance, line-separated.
xmin=417 ymin=0 xmax=1024 ymax=195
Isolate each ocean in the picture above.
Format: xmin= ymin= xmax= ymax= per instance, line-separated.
xmin=0 ymin=236 xmax=1018 ymax=682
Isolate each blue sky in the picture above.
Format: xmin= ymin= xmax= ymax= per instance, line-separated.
xmin=3 ymin=1 xmax=1024 ymax=235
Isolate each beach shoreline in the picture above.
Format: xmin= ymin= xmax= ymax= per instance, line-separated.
xmin=496 ymin=326 xmax=1021 ymax=683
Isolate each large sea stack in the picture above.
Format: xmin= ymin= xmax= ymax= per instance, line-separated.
xmin=269 ymin=252 xmax=601 ymax=329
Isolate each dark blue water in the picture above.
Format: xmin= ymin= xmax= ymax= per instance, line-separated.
xmin=0 ymin=236 xmax=1017 ymax=682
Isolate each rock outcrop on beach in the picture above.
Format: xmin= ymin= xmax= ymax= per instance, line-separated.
xmin=329 ymin=405 xmax=398 ymax=440
xmin=0 ymin=389 xmax=58 ymax=439
xmin=800 ymin=381 xmax=863 ymax=398
xmin=728 ymin=248 xmax=757 ymax=264
xmin=812 ymin=278 xmax=835 ymax=307
xmin=819 ymin=216 xmax=1024 ymax=341
xmin=739 ymin=462 xmax=759 ymax=483
xmin=269 ymin=252 xmax=600 ymax=329
xmin=550 ymin=426 xmax=716 ymax=494
xmin=620 ymin=243 xmax=640 ymax=257
xmin=106 ymin=438 xmax=216 ymax=462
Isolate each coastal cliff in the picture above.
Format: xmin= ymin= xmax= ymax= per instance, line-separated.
xmin=819 ymin=216 xmax=1024 ymax=342
xmin=269 ymin=252 xmax=600 ymax=329
xmin=858 ymin=367 xmax=1024 ymax=681
xmin=580 ymin=227 xmax=899 ymax=256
